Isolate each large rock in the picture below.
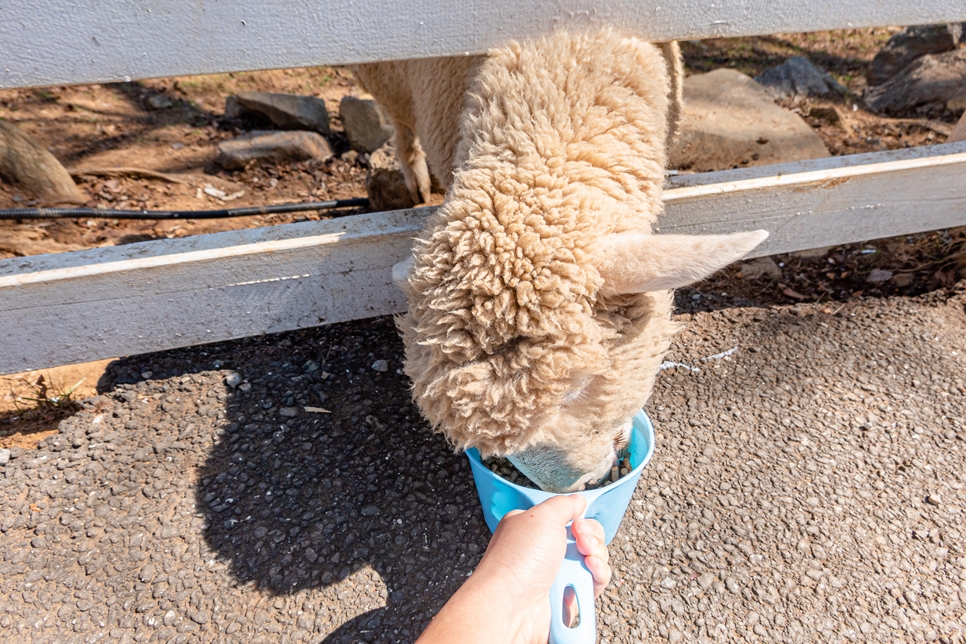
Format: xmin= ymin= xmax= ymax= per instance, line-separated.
xmin=669 ymin=69 xmax=830 ymax=172
xmin=215 ymin=131 xmax=333 ymax=170
xmin=867 ymin=24 xmax=963 ymax=86
xmin=865 ymin=49 xmax=966 ymax=116
xmin=365 ymin=143 xmax=415 ymax=211
xmin=754 ymin=57 xmax=846 ymax=100
xmin=225 ymin=92 xmax=330 ymax=135
xmin=340 ymin=97 xmax=394 ymax=153
xmin=0 ymin=120 xmax=86 ymax=205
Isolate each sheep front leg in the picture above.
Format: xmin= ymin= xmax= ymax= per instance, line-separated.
xmin=657 ymin=41 xmax=684 ymax=148
xmin=393 ymin=125 xmax=433 ymax=205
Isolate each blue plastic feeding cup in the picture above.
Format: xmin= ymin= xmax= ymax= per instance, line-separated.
xmin=466 ymin=410 xmax=655 ymax=644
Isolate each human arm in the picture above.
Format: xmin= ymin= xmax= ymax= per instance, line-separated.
xmin=415 ymin=495 xmax=611 ymax=644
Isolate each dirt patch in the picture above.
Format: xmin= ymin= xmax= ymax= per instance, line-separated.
xmin=0 ymin=66 xmax=369 ymax=258
xmin=0 ymin=359 xmax=112 ymax=449
xmin=693 ymin=228 xmax=966 ymax=310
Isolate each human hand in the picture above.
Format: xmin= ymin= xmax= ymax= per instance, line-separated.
xmin=416 ymin=495 xmax=612 ymax=644
xmin=472 ymin=495 xmax=612 ymax=643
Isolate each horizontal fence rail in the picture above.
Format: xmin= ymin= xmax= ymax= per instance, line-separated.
xmin=2 ymin=141 xmax=965 ymax=375
xmin=3 ymin=1 xmax=966 ymax=89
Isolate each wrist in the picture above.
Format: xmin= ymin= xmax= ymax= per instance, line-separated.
xmin=416 ymin=568 xmax=521 ymax=644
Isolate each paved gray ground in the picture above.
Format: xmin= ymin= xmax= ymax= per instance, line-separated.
xmin=1 ymin=285 xmax=964 ymax=643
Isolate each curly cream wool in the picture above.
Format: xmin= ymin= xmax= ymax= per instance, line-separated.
xmin=355 ymin=28 xmax=766 ymax=491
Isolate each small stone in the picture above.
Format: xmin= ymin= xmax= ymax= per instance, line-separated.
xmin=668 ymin=629 xmax=684 ymax=643
xmin=660 ymin=577 xmax=677 ymax=590
xmin=0 ymin=448 xmax=10 ymax=466
xmin=342 ymin=149 xmax=359 ymax=165
xmin=239 ymin=383 xmax=252 ymax=392
xmin=190 ymin=611 xmax=209 ymax=625
xmin=892 ymin=273 xmax=916 ymax=288
xmin=340 ymin=96 xmax=394 ymax=153
xmin=216 ymin=131 xmax=333 ymax=170
xmin=279 ymin=407 xmax=298 ymax=418
xmin=147 ymin=94 xmax=174 ymax=110
xmin=948 ymin=89 xmax=966 ymax=112
xmin=229 ymin=91 xmax=331 ymax=135
xmin=926 ymin=494 xmax=942 ymax=506
xmin=807 ymin=106 xmax=846 ymax=128
xmin=725 ymin=577 xmax=740 ymax=593
xmin=741 ymin=257 xmax=782 ymax=281
xmin=755 ymin=56 xmax=846 ymax=99
xmin=225 ymin=372 xmax=242 ymax=388
xmin=140 ymin=371 xmax=153 ymax=379
xmin=697 ymin=573 xmax=716 ymax=589
xmin=867 ymin=269 xmax=894 ymax=283
xmin=371 ymin=360 xmax=389 ymax=372
xmin=361 ymin=505 xmax=379 ymax=516
xmin=365 ymin=142 xmax=417 ymax=210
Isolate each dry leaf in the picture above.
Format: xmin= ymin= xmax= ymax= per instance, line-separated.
xmin=782 ymin=288 xmax=806 ymax=300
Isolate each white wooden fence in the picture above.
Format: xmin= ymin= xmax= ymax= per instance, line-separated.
xmin=2 ymin=1 xmax=966 ymax=374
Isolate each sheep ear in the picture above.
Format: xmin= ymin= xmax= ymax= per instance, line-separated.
xmin=392 ymin=256 xmax=414 ymax=290
xmin=596 ymin=230 xmax=769 ymax=295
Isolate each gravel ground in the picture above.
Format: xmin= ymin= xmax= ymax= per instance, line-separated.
xmin=1 ymin=285 xmax=964 ymax=643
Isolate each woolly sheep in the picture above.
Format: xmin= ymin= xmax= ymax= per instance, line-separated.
xmin=354 ymin=27 xmax=767 ymax=492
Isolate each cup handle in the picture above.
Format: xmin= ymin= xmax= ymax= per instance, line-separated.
xmin=549 ymin=531 xmax=596 ymax=644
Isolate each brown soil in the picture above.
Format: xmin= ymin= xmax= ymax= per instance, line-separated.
xmin=0 ymin=359 xmax=112 ymax=448
xmin=0 ymin=66 xmax=369 ymax=258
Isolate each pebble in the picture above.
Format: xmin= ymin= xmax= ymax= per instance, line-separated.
xmin=279 ymin=407 xmax=298 ymax=418
xmin=926 ymin=494 xmax=942 ymax=506
xmin=0 ymin=448 xmax=10 ymax=465
xmin=371 ymin=359 xmax=389 ymax=372
xmin=867 ymin=269 xmax=894 ymax=284
xmin=225 ymin=372 xmax=242 ymax=388
xmin=697 ymin=573 xmax=716 ymax=589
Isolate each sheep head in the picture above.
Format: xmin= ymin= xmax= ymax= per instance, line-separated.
xmin=396 ymin=228 xmax=767 ymax=492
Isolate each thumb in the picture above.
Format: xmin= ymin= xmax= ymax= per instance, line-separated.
xmin=530 ymin=495 xmax=586 ymax=525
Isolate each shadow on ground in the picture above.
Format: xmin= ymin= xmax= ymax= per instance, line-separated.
xmin=96 ymin=317 xmax=491 ymax=642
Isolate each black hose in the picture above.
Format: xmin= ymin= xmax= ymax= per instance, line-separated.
xmin=0 ymin=198 xmax=370 ymax=220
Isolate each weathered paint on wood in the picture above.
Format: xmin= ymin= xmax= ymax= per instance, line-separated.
xmin=663 ymin=141 xmax=966 ymax=258
xmin=0 ymin=210 xmax=425 ymax=374
xmin=3 ymin=0 xmax=966 ymax=89
xmin=2 ymin=142 xmax=965 ymax=374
